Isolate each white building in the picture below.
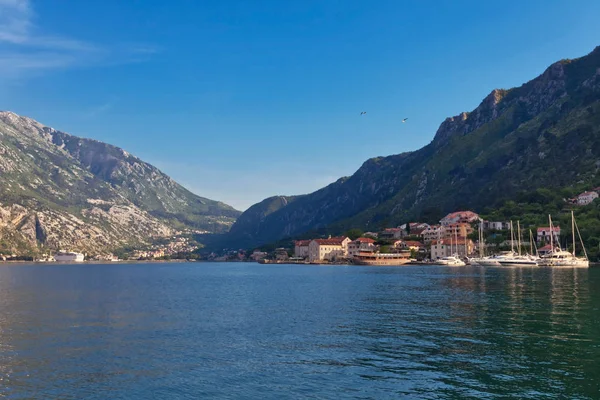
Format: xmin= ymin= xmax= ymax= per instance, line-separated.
xmin=347 ymin=237 xmax=376 ymax=257
xmin=430 ymin=239 xmax=474 ymax=259
xmin=537 ymin=226 xmax=561 ymax=244
xmin=54 ymin=251 xmax=85 ymax=262
xmin=308 ymin=237 xmax=351 ymax=262
xmin=482 ymin=221 xmax=510 ymax=231
xmin=294 ymin=240 xmax=311 ymax=259
xmin=576 ymin=191 xmax=598 ymax=206
xmin=422 ymin=225 xmax=445 ymax=243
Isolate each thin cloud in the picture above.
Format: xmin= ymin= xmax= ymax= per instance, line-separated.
xmin=83 ymin=102 xmax=114 ymax=118
xmin=0 ymin=0 xmax=158 ymax=78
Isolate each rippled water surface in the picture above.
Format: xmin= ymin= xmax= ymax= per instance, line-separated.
xmin=1 ymin=263 xmax=599 ymax=399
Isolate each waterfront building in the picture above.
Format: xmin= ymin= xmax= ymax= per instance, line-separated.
xmin=308 ymin=237 xmax=351 ymax=262
xmin=347 ymin=237 xmax=376 ymax=257
xmin=294 ymin=240 xmax=310 ymax=259
xmin=430 ymin=238 xmax=474 ymax=259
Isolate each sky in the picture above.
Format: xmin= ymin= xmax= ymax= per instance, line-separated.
xmin=1 ymin=0 xmax=599 ymax=211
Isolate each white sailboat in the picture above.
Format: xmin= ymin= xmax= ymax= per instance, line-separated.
xmin=497 ymin=221 xmax=539 ymax=267
xmin=468 ymin=218 xmax=490 ymax=265
xmin=436 ymin=226 xmax=466 ymax=266
xmin=537 ymin=212 xmax=589 ymax=268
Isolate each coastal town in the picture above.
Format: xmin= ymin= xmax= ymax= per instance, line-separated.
xmin=0 ymin=188 xmax=596 ymax=264
xmin=245 ymin=210 xmax=558 ymax=264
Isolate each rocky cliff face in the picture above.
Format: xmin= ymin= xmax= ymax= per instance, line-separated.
xmin=0 ymin=112 xmax=240 ymax=254
xmin=224 ymin=46 xmax=600 ymax=249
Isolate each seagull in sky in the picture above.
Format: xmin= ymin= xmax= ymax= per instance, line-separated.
xmin=360 ymin=111 xmax=367 ymax=115
xmin=402 ymin=118 xmax=408 ymax=123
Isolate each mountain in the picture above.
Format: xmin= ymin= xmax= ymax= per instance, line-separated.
xmin=225 ymin=46 xmax=600 ymax=248
xmin=0 ymin=111 xmax=240 ymax=254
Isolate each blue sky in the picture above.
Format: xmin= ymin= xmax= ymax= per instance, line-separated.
xmin=1 ymin=0 xmax=599 ymax=210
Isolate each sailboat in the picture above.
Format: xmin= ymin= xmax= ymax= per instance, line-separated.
xmin=497 ymin=221 xmax=539 ymax=267
xmin=537 ymin=211 xmax=589 ymax=268
xmin=469 ymin=218 xmax=491 ymax=265
xmin=436 ymin=226 xmax=466 ymax=266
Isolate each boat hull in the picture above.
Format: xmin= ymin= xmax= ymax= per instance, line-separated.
xmin=353 ymin=259 xmax=411 ymax=266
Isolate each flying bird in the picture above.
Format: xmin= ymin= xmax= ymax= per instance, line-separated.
xmin=402 ymin=118 xmax=408 ymax=123
xmin=360 ymin=111 xmax=367 ymax=115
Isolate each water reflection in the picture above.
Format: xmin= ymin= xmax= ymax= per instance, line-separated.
xmin=1 ymin=264 xmax=599 ymax=399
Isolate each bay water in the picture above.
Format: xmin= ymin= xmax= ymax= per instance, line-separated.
xmin=1 ymin=263 xmax=599 ymax=399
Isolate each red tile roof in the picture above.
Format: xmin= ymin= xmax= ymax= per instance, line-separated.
xmin=354 ymin=237 xmax=375 ymax=243
xmin=312 ymin=237 xmax=349 ymax=245
xmin=537 ymin=227 xmax=560 ymax=232
xmin=295 ymin=240 xmax=311 ymax=246
xmin=403 ymin=241 xmax=424 ymax=247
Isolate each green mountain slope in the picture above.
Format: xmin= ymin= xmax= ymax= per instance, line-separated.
xmin=0 ymin=112 xmax=240 ymax=254
xmin=224 ymin=46 xmax=600 ymax=248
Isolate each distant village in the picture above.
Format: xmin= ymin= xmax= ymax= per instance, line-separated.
xmin=205 ymin=187 xmax=600 ymax=264
xmin=241 ymin=210 xmax=563 ymax=264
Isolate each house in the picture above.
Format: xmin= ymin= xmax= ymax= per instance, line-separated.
xmin=444 ymin=223 xmax=473 ymax=239
xmin=482 ymin=221 xmax=510 ymax=231
xmin=422 ymin=225 xmax=444 ymax=243
xmin=363 ymin=232 xmax=379 ymax=238
xmin=399 ymin=222 xmax=430 ymax=238
xmin=308 ymin=237 xmax=351 ymax=262
xmin=274 ymin=248 xmax=289 ymax=261
xmin=294 ymin=240 xmax=311 ymax=259
xmin=537 ymin=244 xmax=554 ymax=256
xmin=440 ymin=211 xmax=480 ymax=226
xmin=395 ymin=240 xmax=425 ymax=252
xmin=537 ymin=226 xmax=560 ymax=244
xmin=250 ymin=250 xmax=268 ymax=261
xmin=347 ymin=237 xmax=377 ymax=257
xmin=379 ymin=228 xmax=402 ymax=240
xmin=430 ymin=238 xmax=474 ymax=259
xmin=576 ymin=191 xmax=598 ymax=206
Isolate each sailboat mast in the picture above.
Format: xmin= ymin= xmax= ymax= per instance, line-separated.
xmin=479 ymin=219 xmax=484 ymax=257
xmin=549 ymin=215 xmax=553 ymax=251
xmin=454 ymin=225 xmax=459 ymax=256
xmin=572 ymin=210 xmax=576 ymax=256
xmin=510 ymin=221 xmax=514 ymax=253
xmin=517 ymin=221 xmax=521 ymax=256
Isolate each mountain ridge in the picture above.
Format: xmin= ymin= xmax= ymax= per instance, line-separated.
xmin=223 ymin=45 xmax=600 ymax=249
xmin=0 ymin=111 xmax=240 ymax=254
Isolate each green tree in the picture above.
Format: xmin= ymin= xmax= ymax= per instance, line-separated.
xmin=344 ymin=228 xmax=364 ymax=240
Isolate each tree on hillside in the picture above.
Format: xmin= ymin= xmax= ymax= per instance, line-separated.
xmin=344 ymin=228 xmax=364 ymax=240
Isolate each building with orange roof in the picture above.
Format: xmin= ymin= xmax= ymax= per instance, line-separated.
xmin=347 ymin=237 xmax=377 ymax=257
xmin=440 ymin=211 xmax=479 ymax=226
xmin=308 ymin=236 xmax=351 ymax=262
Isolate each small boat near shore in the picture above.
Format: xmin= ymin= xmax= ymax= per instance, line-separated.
xmin=435 ymin=255 xmax=466 ymax=266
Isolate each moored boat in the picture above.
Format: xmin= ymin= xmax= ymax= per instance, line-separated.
xmin=537 ymin=212 xmax=589 ymax=268
xmin=353 ymin=251 xmax=411 ymax=266
xmin=435 ymin=255 xmax=466 ymax=266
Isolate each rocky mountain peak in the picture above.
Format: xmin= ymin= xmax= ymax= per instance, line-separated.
xmin=1 ymin=111 xmax=241 ymax=254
